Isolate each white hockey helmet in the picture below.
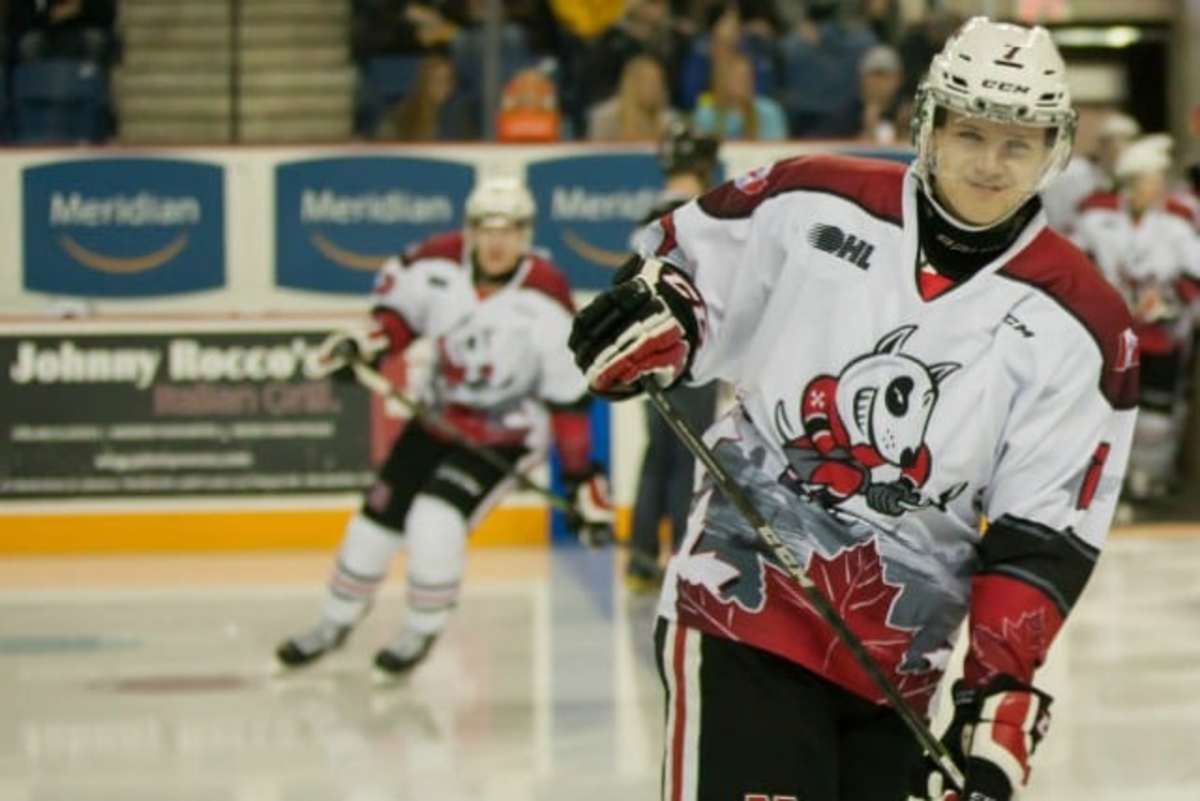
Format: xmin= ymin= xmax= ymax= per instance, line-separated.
xmin=1098 ymin=112 xmax=1140 ymax=142
xmin=913 ymin=17 xmax=1077 ymax=194
xmin=465 ymin=177 xmax=536 ymax=229
xmin=1114 ymin=134 xmax=1173 ymax=181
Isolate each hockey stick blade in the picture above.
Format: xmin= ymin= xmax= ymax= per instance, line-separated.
xmin=641 ymin=380 xmax=965 ymax=792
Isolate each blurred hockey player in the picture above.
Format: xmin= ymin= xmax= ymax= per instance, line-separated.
xmin=1073 ymin=135 xmax=1200 ymax=502
xmin=1042 ymin=110 xmax=1139 ymax=234
xmin=277 ymin=177 xmax=614 ymax=675
xmin=570 ymin=18 xmax=1136 ymax=801
xmin=625 ymin=121 xmax=721 ymax=592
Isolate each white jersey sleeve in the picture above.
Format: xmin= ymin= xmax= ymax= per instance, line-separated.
xmin=984 ymin=303 xmax=1137 ymax=551
xmin=535 ymin=299 xmax=588 ymax=404
xmin=634 ymin=163 xmax=799 ymax=385
xmin=370 ymin=255 xmax=437 ymax=334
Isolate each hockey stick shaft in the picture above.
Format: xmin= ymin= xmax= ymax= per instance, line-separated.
xmin=642 ymin=381 xmax=965 ymax=791
xmin=347 ymin=358 xmax=577 ymax=515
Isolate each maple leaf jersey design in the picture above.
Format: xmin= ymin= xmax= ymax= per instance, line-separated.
xmin=671 ymin=437 xmax=960 ymax=704
xmin=781 ymin=325 xmax=961 ymax=515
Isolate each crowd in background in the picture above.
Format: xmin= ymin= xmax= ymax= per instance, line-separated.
xmin=0 ymin=0 xmax=954 ymax=146
xmin=356 ymin=0 xmax=955 ymax=145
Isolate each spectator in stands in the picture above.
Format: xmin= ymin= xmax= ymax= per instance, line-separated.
xmin=450 ymin=3 xmax=536 ymax=117
xmin=8 ymin=0 xmax=115 ymax=63
xmin=496 ymin=67 xmax=561 ymax=142
xmin=577 ymin=0 xmax=684 ymax=119
xmin=810 ymin=44 xmax=905 ymax=143
xmin=778 ymin=0 xmax=877 ymax=137
xmin=691 ymin=50 xmax=787 ymax=140
xmin=375 ymin=51 xmax=478 ymax=141
xmin=896 ymin=6 xmax=961 ymax=99
xmin=546 ymin=0 xmax=625 ymax=40
xmin=862 ymin=0 xmax=900 ymax=45
xmin=587 ymin=54 xmax=680 ymax=141
xmin=676 ymin=1 xmax=782 ymax=111
xmin=351 ymin=1 xmax=464 ymax=61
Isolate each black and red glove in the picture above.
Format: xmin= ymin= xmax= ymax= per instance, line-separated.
xmin=568 ymin=257 xmax=705 ymax=400
xmin=912 ymin=676 xmax=1053 ymax=801
xmin=564 ymin=464 xmax=615 ymax=547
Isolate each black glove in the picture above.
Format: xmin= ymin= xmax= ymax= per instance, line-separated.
xmin=912 ymin=676 xmax=1053 ymax=801
xmin=310 ymin=324 xmax=389 ymax=382
xmin=865 ymin=479 xmax=922 ymax=516
xmin=568 ymin=256 xmax=704 ymax=400
xmin=563 ymin=464 xmax=615 ymax=547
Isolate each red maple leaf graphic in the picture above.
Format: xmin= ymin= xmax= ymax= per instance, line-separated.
xmin=968 ymin=608 xmax=1051 ymax=684
xmin=676 ymin=539 xmax=937 ymax=708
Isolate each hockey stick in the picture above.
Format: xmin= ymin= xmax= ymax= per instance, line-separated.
xmin=642 ymin=380 xmax=965 ymax=792
xmin=342 ymin=354 xmax=577 ymax=516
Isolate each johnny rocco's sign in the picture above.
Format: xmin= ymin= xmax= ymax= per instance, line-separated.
xmin=1 ymin=330 xmax=374 ymax=499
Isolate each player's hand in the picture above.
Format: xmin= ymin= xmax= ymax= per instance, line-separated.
xmin=564 ymin=466 xmax=615 ymax=547
xmin=309 ymin=324 xmax=389 ymax=381
xmin=912 ymin=677 xmax=1053 ymax=801
xmin=865 ymin=479 xmax=921 ymax=516
xmin=568 ymin=257 xmax=705 ymax=400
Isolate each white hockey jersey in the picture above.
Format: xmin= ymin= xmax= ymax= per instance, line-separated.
xmin=369 ymin=232 xmax=589 ymax=463
xmin=638 ymin=155 xmax=1138 ymax=710
xmin=1041 ymin=155 xmax=1108 ymax=234
xmin=1071 ymin=192 xmax=1200 ymax=348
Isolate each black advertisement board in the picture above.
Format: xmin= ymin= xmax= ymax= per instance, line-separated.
xmin=1 ymin=327 xmax=374 ymax=499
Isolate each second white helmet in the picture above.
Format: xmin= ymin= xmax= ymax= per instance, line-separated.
xmin=465 ymin=177 xmax=536 ymax=228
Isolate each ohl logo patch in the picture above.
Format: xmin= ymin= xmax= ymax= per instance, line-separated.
xmin=22 ymin=159 xmax=225 ymax=297
xmin=808 ymin=223 xmax=874 ymax=270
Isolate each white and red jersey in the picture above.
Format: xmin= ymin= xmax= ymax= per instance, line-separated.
xmin=1042 ymin=155 xmax=1109 ymax=234
xmin=637 ymin=155 xmax=1138 ymax=712
xmin=1072 ymin=192 xmax=1200 ymax=353
xmin=369 ymin=232 xmax=591 ymax=473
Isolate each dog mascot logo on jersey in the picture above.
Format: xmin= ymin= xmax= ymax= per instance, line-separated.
xmin=782 ymin=325 xmax=962 ymax=516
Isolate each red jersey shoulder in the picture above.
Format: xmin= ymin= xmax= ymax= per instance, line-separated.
xmin=402 ymin=230 xmax=466 ymax=266
xmin=1000 ymin=229 xmax=1137 ymax=409
xmin=520 ymin=253 xmax=575 ymax=313
xmin=1076 ymin=190 xmax=1119 ymax=215
xmin=698 ymin=154 xmax=905 ymax=223
xmin=1164 ymin=197 xmax=1197 ymax=227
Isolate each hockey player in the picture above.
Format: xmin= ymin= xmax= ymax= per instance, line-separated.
xmin=277 ymin=177 xmax=614 ymax=675
xmin=569 ymin=17 xmax=1137 ymax=801
xmin=1042 ymin=110 xmax=1139 ymax=234
xmin=1073 ymin=135 xmax=1200 ymax=503
xmin=626 ymin=121 xmax=722 ymax=592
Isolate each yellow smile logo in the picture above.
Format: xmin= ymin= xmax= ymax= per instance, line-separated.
xmin=561 ymin=229 xmax=627 ymax=269
xmin=59 ymin=232 xmax=190 ymax=274
xmin=310 ymin=232 xmax=393 ymax=271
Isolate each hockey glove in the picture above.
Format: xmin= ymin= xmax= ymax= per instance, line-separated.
xmin=913 ymin=676 xmax=1053 ymax=801
xmin=564 ymin=465 xmax=615 ymax=547
xmin=865 ymin=479 xmax=922 ymax=516
xmin=310 ymin=324 xmax=390 ymax=381
xmin=568 ymin=257 xmax=704 ymax=400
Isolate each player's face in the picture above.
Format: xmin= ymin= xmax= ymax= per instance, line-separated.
xmin=472 ymin=222 xmax=527 ymax=276
xmin=932 ymin=111 xmax=1051 ymax=226
xmin=1126 ymin=170 xmax=1167 ymax=215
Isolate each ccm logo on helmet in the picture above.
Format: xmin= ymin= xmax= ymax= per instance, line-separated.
xmin=981 ymin=79 xmax=1030 ymax=94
